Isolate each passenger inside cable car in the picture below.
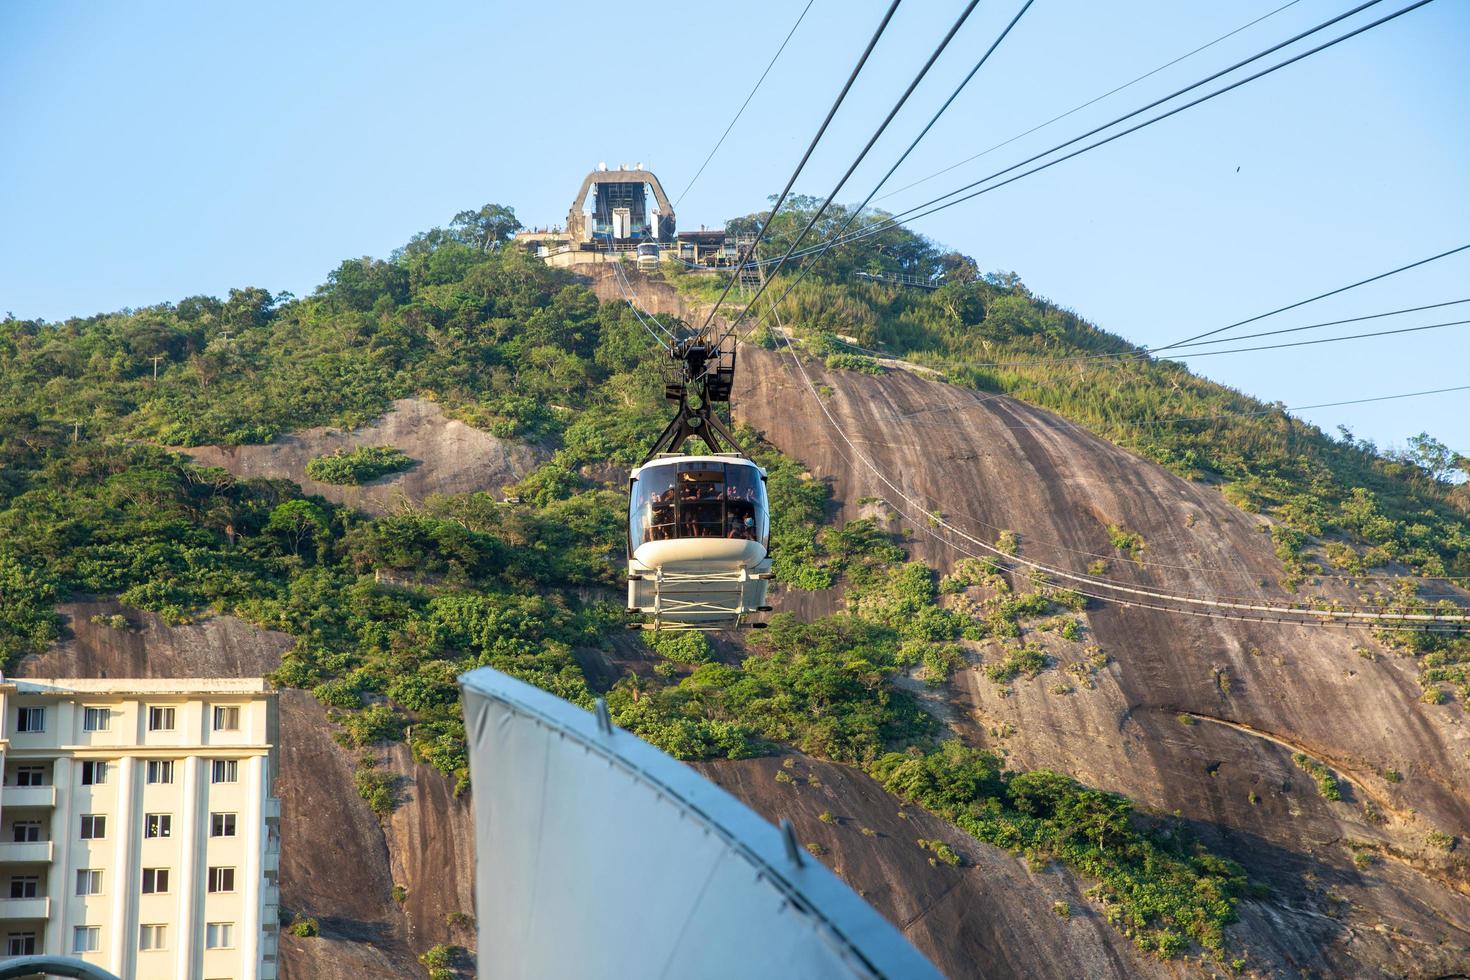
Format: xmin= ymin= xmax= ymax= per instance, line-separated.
xmin=630 ymin=459 xmax=769 ymax=549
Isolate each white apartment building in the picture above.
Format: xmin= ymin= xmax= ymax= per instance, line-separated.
xmin=0 ymin=678 xmax=280 ymax=980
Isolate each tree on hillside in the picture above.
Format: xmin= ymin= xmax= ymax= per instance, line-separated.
xmin=1401 ymin=432 xmax=1459 ymax=483
xmin=450 ymin=204 xmax=522 ymax=252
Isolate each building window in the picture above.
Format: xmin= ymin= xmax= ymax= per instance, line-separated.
xmin=210 ymin=759 xmax=239 ymax=784
xmin=146 ymin=760 xmax=175 ymax=784
xmin=83 ymin=706 xmax=111 ymax=732
xmin=145 ymin=813 xmax=173 ymax=839
xmin=147 ymin=706 xmax=176 ymax=732
xmin=16 ymin=706 xmax=44 ymax=733
xmin=72 ymin=925 xmax=101 ymax=953
xmin=210 ymin=812 xmax=237 ymax=838
xmin=205 ymin=922 xmax=234 ymax=950
xmin=7 ymin=932 xmax=37 ymax=956
xmin=139 ymin=923 xmax=167 ymax=951
xmin=207 ymin=866 xmax=236 ymax=894
xmin=12 ymin=821 xmax=41 ymax=843
xmin=76 ymin=869 xmax=103 ymax=896
xmin=81 ymin=760 xmax=109 ymax=786
xmin=8 ymin=876 xmax=39 ymax=899
xmin=14 ymin=765 xmax=46 ymax=786
xmin=141 ymin=868 xmax=170 ymax=895
xmin=80 ymin=814 xmax=106 ymax=840
xmin=213 ymin=705 xmax=240 ymax=731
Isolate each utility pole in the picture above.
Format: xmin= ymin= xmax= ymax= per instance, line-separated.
xmin=72 ymin=421 xmax=80 ymax=443
xmin=151 ymin=354 xmax=165 ymax=379
xmin=219 ymin=330 xmax=233 ymax=345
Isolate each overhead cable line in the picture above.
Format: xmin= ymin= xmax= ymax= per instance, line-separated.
xmin=742 ymin=0 xmax=1433 ymax=279
xmin=877 ymin=0 xmax=1303 ymax=202
xmin=1159 ymin=296 xmax=1470 ymax=349
xmin=673 ymin=0 xmax=818 ymax=209
xmin=795 ymin=305 xmax=1469 ymax=372
xmin=767 ymin=319 xmax=1470 ymax=627
xmin=854 ymin=365 xmax=1470 ymax=432
xmin=694 ymin=0 xmax=905 ymax=340
xmin=609 ymin=258 xmax=676 ymax=347
xmin=707 ymin=0 xmax=1002 ymax=351
xmin=1160 ymin=316 xmax=1470 ymax=358
xmin=824 ymin=295 xmax=1470 ymax=369
xmin=1154 ymin=241 xmax=1470 ymax=350
xmin=716 ymin=0 xmax=1037 ymax=352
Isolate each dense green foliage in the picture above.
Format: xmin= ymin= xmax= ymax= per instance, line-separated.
xmin=305 ymin=445 xmax=414 ymax=485
xmin=874 ymin=743 xmax=1248 ymax=956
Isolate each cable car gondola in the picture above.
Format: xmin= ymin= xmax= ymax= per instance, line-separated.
xmin=627 ymin=338 xmax=772 ymax=631
xmin=635 ymin=241 xmax=661 ymax=272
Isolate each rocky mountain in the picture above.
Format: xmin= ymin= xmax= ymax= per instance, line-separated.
xmin=6 ymin=215 xmax=1468 ymax=978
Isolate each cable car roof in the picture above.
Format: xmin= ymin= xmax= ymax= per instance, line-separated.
xmin=631 ymin=453 xmax=766 ymax=479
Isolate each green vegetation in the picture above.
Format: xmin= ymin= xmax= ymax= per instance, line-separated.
xmin=305 ymin=445 xmax=415 ymax=485
xmin=22 ymin=199 xmax=1459 ymax=963
xmin=874 ymin=741 xmax=1247 ymax=956
xmin=917 ymin=837 xmax=962 ymax=866
xmin=355 ymin=758 xmax=400 ymax=815
xmin=1292 ymin=753 xmax=1343 ymax=801
xmin=1107 ymin=524 xmax=1145 ymax=558
xmin=419 ymin=942 xmax=465 ymax=980
xmin=287 ymin=914 xmax=320 ymax=938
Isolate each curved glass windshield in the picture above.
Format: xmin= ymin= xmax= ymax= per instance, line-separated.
xmin=630 ymin=460 xmax=769 ymax=551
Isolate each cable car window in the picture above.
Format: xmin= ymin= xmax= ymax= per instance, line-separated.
xmin=631 ymin=468 xmax=677 ymax=549
xmin=723 ymin=466 xmax=761 ymax=541
xmin=677 ymin=467 xmax=725 ymax=538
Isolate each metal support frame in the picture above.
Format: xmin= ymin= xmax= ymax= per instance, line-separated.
xmin=628 ymin=565 xmax=775 ymax=631
xmin=638 ymin=336 xmax=741 ymax=465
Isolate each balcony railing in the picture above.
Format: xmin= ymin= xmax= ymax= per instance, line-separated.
xmin=1 ymin=785 xmax=58 ymax=808
xmin=263 ymin=848 xmax=279 ymax=876
xmin=0 ymin=840 xmax=53 ymax=863
xmin=262 ymin=797 xmax=281 ymax=823
xmin=0 ymin=895 xmax=50 ymax=919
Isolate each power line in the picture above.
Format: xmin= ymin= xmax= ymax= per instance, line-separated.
xmin=673 ymin=0 xmax=817 ymax=210
xmin=842 ymin=345 xmax=1470 ymax=430
xmin=716 ymin=0 xmax=1037 ymax=352
xmin=1159 ymin=296 xmax=1470 ymax=350
xmin=877 ymin=0 xmax=1304 ymax=202
xmin=1156 ymin=241 xmax=1470 ymax=350
xmin=695 ymin=0 xmax=905 ymax=339
xmin=608 ymin=256 xmax=676 ymax=346
xmin=1169 ymin=316 xmax=1470 ymax=358
xmin=795 ymin=304 xmax=1469 ymax=373
xmin=743 ymin=0 xmax=1434 ymax=279
xmin=825 ymin=296 xmax=1470 ymax=370
xmin=707 ymin=0 xmax=993 ymax=345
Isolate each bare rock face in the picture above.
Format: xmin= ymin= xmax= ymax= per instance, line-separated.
xmin=181 ymin=397 xmax=547 ymax=515
xmin=20 ymin=600 xmax=475 ymax=979
xmin=736 ymin=347 xmax=1470 ymax=976
xmin=696 ymin=756 xmax=1170 ymax=980
xmin=581 ymin=265 xmax=695 ymax=321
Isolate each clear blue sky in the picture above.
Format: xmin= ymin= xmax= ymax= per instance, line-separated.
xmin=2 ymin=0 xmax=1466 ymax=453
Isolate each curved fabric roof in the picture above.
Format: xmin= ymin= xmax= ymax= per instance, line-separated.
xmin=459 ymin=667 xmax=943 ymax=980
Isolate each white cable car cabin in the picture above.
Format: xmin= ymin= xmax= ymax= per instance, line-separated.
xmin=628 ymin=453 xmax=772 ymax=631
xmin=635 ymin=241 xmax=661 ymax=272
